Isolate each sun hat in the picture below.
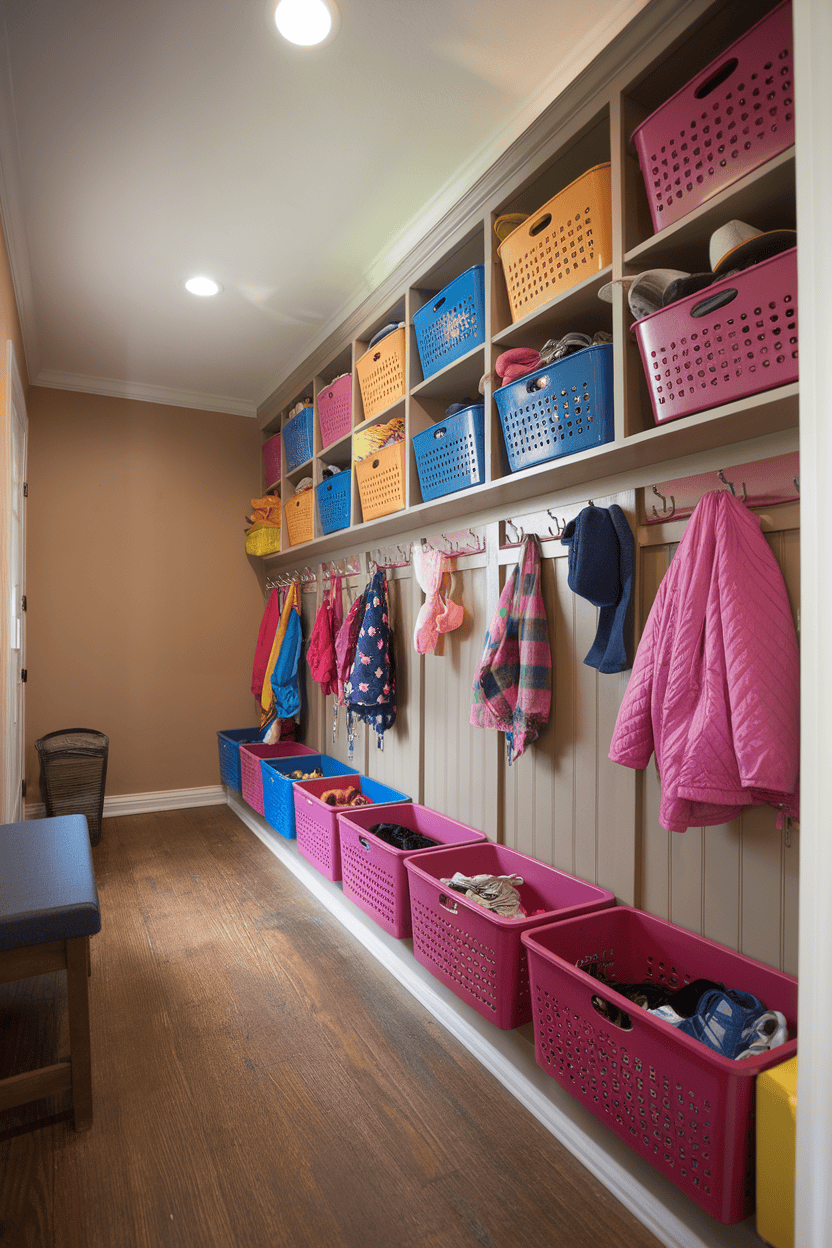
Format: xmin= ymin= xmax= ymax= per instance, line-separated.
xmin=494 ymin=212 xmax=529 ymax=243
xmin=709 ymin=220 xmax=797 ymax=275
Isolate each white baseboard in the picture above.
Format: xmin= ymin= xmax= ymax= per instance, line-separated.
xmin=25 ymin=784 xmax=226 ymax=820
xmin=228 ymin=792 xmax=762 ymax=1248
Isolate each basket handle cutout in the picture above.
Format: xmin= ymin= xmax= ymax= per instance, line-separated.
xmin=694 ymin=57 xmax=739 ymax=99
xmin=529 ymin=212 xmax=552 ymax=237
xmin=433 ymin=426 xmax=447 ymax=440
xmin=691 ymin=287 xmax=738 ymax=318
xmin=590 ymin=992 xmax=633 ymax=1030
xmin=526 ymin=374 xmax=550 ymax=393
xmin=432 ymin=296 xmax=447 ymax=312
xmin=327 ymin=483 xmax=333 ymax=492
xmin=373 ymin=351 xmax=381 ymax=362
xmin=439 ymin=893 xmax=459 ymax=913
xmin=359 ymin=836 xmax=370 ymax=850
xmin=372 ymin=458 xmax=380 ymax=469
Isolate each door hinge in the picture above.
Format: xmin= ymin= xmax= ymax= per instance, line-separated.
xmin=21 ymin=595 xmax=26 ymax=612
xmin=22 ymin=482 xmax=28 ymax=498
xmin=20 ymin=669 xmax=27 ymax=683
xmin=21 ymin=779 xmax=26 ymax=799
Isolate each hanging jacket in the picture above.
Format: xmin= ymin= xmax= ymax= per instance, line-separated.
xmin=261 ymin=582 xmax=301 ymax=739
xmin=346 ymin=570 xmax=396 ymax=747
xmin=335 ymin=587 xmax=368 ymax=707
xmin=470 ymin=534 xmax=551 ymax=762
xmin=270 ymin=608 xmax=302 ymax=720
xmin=307 ymin=595 xmax=338 ymax=696
xmin=251 ymin=589 xmax=281 ymax=700
xmin=609 ymin=490 xmax=799 ymax=832
xmin=413 ymin=544 xmax=464 ymax=654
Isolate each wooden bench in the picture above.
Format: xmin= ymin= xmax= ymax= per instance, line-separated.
xmin=0 ymin=814 xmax=102 ymax=1130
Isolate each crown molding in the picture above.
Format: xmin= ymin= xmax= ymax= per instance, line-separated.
xmin=34 ymin=369 xmax=257 ymax=417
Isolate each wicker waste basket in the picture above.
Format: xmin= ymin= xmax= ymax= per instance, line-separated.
xmin=35 ymin=729 xmax=109 ymax=846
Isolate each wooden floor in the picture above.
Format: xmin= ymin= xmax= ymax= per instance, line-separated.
xmin=0 ymin=804 xmax=662 ymax=1248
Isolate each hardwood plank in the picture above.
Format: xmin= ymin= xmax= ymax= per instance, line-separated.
xmin=0 ymin=806 xmax=661 ymax=1248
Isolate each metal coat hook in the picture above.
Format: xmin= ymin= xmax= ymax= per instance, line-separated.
xmin=504 ymin=520 xmax=525 ymax=547
xmin=794 ymin=475 xmax=800 ymax=496
xmin=546 ymin=509 xmax=565 ymax=537
xmin=718 ymin=469 xmax=747 ymax=503
xmin=651 ymin=485 xmax=676 ymax=521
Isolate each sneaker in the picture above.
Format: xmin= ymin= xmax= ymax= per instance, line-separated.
xmin=676 ymin=988 xmax=767 ymax=1059
xmin=735 ymin=1010 xmax=788 ymax=1060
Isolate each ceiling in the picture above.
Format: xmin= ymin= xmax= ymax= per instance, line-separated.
xmin=0 ymin=0 xmax=647 ymax=417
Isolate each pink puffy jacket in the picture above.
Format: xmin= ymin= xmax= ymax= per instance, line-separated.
xmin=609 ymin=490 xmax=799 ymax=833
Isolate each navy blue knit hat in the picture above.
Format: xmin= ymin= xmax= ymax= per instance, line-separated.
xmin=560 ymin=504 xmax=634 ymax=673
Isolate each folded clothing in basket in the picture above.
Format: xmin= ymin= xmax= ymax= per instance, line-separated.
xmin=366 ymin=822 xmax=438 ymax=851
xmin=440 ymin=871 xmax=544 ymax=920
xmin=320 ymin=785 xmax=373 ymax=807
xmin=588 ymin=964 xmax=789 ymax=1060
xmin=353 ymin=416 xmax=405 ymax=463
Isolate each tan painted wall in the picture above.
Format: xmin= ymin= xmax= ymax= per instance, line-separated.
xmin=25 ymin=387 xmax=263 ymax=797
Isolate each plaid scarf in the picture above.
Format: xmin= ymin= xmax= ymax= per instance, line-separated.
xmin=470 ymin=534 xmax=551 ymax=762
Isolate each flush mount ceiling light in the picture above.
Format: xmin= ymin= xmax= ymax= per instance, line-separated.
xmin=274 ymin=0 xmax=339 ymax=46
xmin=184 ymin=276 xmax=222 ymax=297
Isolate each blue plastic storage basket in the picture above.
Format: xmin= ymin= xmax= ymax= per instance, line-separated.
xmin=261 ymin=754 xmax=359 ymax=839
xmin=217 ymin=727 xmax=263 ymax=792
xmin=316 ymin=471 xmax=351 ymax=534
xmin=282 ymin=405 xmax=314 ymax=471
xmin=494 ymin=344 xmax=613 ymax=473
xmin=413 ymin=266 xmax=485 ymax=380
xmin=412 ymin=404 xmax=486 ymax=502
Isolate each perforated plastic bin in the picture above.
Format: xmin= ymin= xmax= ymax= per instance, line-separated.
xmin=217 ymin=726 xmax=263 ymax=792
xmin=35 ymin=729 xmax=109 ymax=847
xmin=521 ymin=907 xmax=798 ymax=1224
xmin=412 ymin=405 xmax=486 ymax=502
xmin=293 ymin=775 xmax=412 ymax=882
xmin=316 ymin=472 xmax=351 ymax=534
xmin=356 ymin=328 xmax=406 ymax=422
xmin=632 ymin=248 xmax=798 ymax=425
xmin=337 ymin=804 xmax=489 ymax=939
xmin=494 ymin=343 xmax=613 ymax=472
xmin=355 ymin=439 xmax=406 ymax=521
xmin=261 ymin=754 xmax=359 ymax=840
xmin=413 ymin=265 xmax=485 ymax=380
xmin=497 ymin=163 xmax=612 ymax=323
xmin=282 ymin=405 xmax=314 ymax=471
xmin=631 ymin=0 xmax=794 ymax=234
xmin=404 ymin=842 xmax=615 ymax=1029
xmin=317 ymin=374 xmax=352 ymax=448
xmin=261 ymin=432 xmax=281 ymax=488
xmin=239 ymin=742 xmax=317 ymax=815
xmin=285 ymin=489 xmax=314 ymax=545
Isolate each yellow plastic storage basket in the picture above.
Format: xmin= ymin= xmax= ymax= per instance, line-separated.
xmin=356 ymin=327 xmax=406 ymax=422
xmin=284 ymin=490 xmax=314 ymax=546
xmin=245 ymin=526 xmax=281 ymax=556
xmin=497 ymin=163 xmax=612 ymax=323
xmin=355 ymin=440 xmax=406 ymax=521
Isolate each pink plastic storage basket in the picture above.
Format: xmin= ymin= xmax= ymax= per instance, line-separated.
xmin=317 ymin=374 xmax=352 ymax=448
xmin=239 ymin=742 xmax=317 ymax=815
xmin=404 ymin=843 xmax=615 ymax=1030
xmin=262 ymin=432 xmax=282 ymax=487
xmin=631 ymin=0 xmax=794 ymax=233
xmin=521 ymin=907 xmax=798 ymax=1224
xmin=293 ymin=775 xmax=412 ymax=882
xmin=337 ymin=804 xmax=488 ymax=939
xmin=632 ymin=247 xmax=797 ymax=425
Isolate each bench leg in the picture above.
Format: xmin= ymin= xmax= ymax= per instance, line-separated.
xmin=66 ymin=936 xmax=93 ymax=1131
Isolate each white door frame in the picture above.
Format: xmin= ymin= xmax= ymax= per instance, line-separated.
xmin=3 ymin=340 xmax=26 ymax=823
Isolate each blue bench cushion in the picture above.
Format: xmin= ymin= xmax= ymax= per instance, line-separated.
xmin=0 ymin=814 xmax=101 ymax=950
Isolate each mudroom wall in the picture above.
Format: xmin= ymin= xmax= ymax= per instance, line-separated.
xmin=24 ymin=386 xmax=264 ymax=799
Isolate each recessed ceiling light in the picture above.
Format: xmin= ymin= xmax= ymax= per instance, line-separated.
xmin=274 ymin=0 xmax=339 ymax=46
xmin=185 ymin=276 xmax=222 ymax=297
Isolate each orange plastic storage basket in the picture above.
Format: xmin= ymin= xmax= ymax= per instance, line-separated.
xmin=355 ymin=440 xmax=406 ymax=521
xmin=356 ymin=327 xmax=406 ymax=421
xmin=284 ymin=490 xmax=314 ymax=546
xmin=498 ymin=163 xmax=612 ymax=323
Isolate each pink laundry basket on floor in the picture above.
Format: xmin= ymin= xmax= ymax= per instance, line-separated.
xmin=521 ymin=907 xmax=798 ymax=1223
xmin=293 ymin=775 xmax=411 ymax=882
xmin=404 ymin=842 xmax=615 ymax=1030
xmin=336 ymin=804 xmax=488 ymax=939
xmin=239 ymin=742 xmax=317 ymax=816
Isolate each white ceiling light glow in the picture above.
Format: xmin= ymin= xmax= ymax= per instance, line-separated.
xmin=274 ymin=0 xmax=338 ymax=47
xmin=184 ymin=276 xmax=222 ymax=297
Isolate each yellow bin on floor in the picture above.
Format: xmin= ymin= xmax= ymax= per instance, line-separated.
xmin=756 ymin=1056 xmax=797 ymax=1248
